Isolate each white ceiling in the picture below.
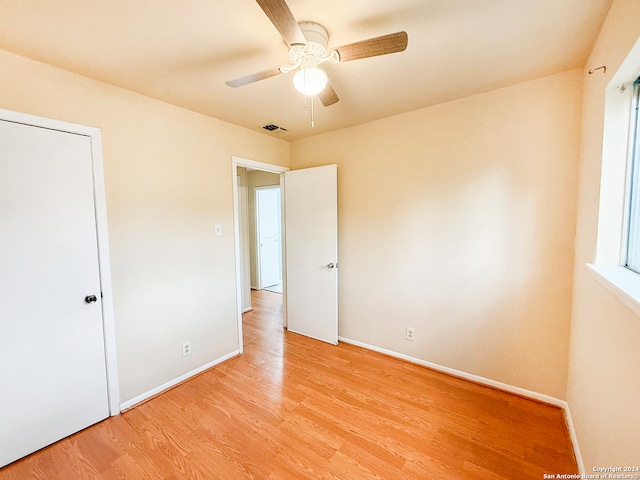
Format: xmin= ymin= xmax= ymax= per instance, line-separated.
xmin=0 ymin=0 xmax=612 ymax=140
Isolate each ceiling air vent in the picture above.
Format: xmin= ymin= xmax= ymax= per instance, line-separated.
xmin=262 ymin=123 xmax=288 ymax=133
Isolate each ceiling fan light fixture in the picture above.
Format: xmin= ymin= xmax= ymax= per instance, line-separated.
xmin=293 ymin=67 xmax=327 ymax=96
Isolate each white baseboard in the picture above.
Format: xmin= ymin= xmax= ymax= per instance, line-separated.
xmin=339 ymin=336 xmax=562 ymax=405
xmin=338 ymin=336 xmax=583 ymax=472
xmin=561 ymin=400 xmax=585 ymax=474
xmin=243 ymin=306 xmax=253 ymax=313
xmin=119 ymin=349 xmax=240 ymax=411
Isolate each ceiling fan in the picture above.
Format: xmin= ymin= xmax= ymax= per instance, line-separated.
xmin=225 ymin=0 xmax=409 ymax=108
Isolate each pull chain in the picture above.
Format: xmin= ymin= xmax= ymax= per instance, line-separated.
xmin=302 ymin=95 xmax=316 ymax=128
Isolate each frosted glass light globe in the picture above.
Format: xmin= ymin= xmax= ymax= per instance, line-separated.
xmin=293 ymin=67 xmax=328 ymax=96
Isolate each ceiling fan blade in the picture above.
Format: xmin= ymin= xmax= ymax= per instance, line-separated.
xmin=334 ymin=31 xmax=408 ymax=62
xmin=225 ymin=67 xmax=283 ymax=88
xmin=255 ymin=0 xmax=306 ymax=46
xmin=319 ymin=80 xmax=340 ymax=107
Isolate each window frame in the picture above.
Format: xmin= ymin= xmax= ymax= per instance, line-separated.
xmin=624 ymin=77 xmax=640 ymax=274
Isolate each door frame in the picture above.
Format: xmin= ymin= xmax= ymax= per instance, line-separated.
xmin=0 ymin=108 xmax=120 ymax=416
xmin=254 ymin=185 xmax=282 ymax=291
xmin=232 ymin=156 xmax=288 ymax=353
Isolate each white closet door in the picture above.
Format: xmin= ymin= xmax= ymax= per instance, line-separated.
xmin=0 ymin=119 xmax=109 ymax=467
xmin=257 ymin=186 xmax=282 ymax=289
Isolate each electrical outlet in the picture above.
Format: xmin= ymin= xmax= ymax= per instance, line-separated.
xmin=182 ymin=341 xmax=191 ymax=357
xmin=406 ymin=327 xmax=415 ymax=342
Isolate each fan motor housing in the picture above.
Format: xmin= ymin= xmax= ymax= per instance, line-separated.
xmin=287 ymin=22 xmax=334 ymax=68
xmin=299 ymin=22 xmax=329 ymax=48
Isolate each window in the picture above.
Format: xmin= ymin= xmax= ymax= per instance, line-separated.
xmin=588 ymin=38 xmax=640 ymax=316
xmin=624 ymin=78 xmax=640 ymax=273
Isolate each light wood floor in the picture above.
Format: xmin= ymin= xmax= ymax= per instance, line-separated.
xmin=1 ymin=290 xmax=577 ymax=479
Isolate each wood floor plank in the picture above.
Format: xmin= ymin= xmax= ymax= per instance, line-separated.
xmin=0 ymin=289 xmax=578 ymax=479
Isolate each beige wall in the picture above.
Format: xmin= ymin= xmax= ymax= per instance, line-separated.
xmin=0 ymin=49 xmax=289 ymax=403
xmin=567 ymin=0 xmax=640 ymax=469
xmin=291 ymin=69 xmax=583 ymax=399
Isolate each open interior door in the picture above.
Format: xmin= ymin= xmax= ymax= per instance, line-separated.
xmin=284 ymin=165 xmax=338 ymax=344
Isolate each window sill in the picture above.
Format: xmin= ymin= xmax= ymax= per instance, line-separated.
xmin=586 ymin=263 xmax=640 ymax=317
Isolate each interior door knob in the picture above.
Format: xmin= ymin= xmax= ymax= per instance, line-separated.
xmin=84 ymin=295 xmax=98 ymax=304
xmin=327 ymin=263 xmax=335 ymax=269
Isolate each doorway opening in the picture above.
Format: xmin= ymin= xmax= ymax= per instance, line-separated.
xmin=232 ymin=157 xmax=289 ymax=354
xmin=232 ymin=157 xmax=339 ymax=354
